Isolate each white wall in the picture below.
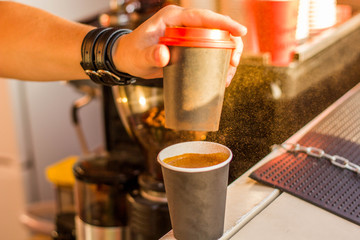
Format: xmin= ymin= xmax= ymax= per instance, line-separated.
xmin=13 ymin=0 xmax=109 ymax=21
xmin=0 ymin=80 xmax=30 ymax=239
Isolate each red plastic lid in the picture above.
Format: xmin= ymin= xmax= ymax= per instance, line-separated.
xmin=159 ymin=27 xmax=235 ymax=49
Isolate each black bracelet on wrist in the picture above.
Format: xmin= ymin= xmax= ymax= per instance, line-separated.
xmin=80 ymin=28 xmax=109 ymax=84
xmin=105 ymin=29 xmax=136 ymax=84
xmin=80 ymin=27 xmax=136 ymax=86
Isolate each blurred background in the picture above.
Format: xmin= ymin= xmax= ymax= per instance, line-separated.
xmin=1 ymin=0 xmax=360 ymax=239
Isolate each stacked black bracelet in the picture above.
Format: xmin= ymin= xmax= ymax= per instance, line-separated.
xmin=80 ymin=27 xmax=136 ymax=86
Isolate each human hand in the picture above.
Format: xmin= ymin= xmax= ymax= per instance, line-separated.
xmin=112 ymin=5 xmax=247 ymax=86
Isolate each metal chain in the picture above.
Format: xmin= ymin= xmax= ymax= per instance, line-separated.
xmin=272 ymin=143 xmax=360 ymax=175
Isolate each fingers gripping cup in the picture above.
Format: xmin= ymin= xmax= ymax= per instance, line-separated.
xmin=158 ymin=141 xmax=233 ymax=240
xmin=159 ymin=27 xmax=235 ymax=131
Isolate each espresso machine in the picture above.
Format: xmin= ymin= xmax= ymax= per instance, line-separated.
xmin=72 ymin=1 xmax=188 ymax=240
xmin=72 ymin=1 xmax=360 ymax=239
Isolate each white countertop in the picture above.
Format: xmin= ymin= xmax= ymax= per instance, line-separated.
xmin=231 ymin=192 xmax=360 ymax=240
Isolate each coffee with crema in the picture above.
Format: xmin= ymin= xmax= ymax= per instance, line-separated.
xmin=163 ymin=152 xmax=229 ymax=168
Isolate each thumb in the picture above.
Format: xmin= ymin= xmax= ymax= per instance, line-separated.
xmin=146 ymin=44 xmax=170 ymax=68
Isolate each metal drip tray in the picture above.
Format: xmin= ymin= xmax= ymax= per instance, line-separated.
xmin=250 ymin=83 xmax=360 ymax=225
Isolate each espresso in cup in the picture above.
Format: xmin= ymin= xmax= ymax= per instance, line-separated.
xmin=163 ymin=152 xmax=229 ymax=168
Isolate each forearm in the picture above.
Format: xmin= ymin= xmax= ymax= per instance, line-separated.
xmin=0 ymin=2 xmax=94 ymax=81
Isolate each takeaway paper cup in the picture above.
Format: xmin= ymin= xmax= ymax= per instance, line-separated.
xmin=158 ymin=141 xmax=233 ymax=240
xmin=254 ymin=0 xmax=299 ymax=66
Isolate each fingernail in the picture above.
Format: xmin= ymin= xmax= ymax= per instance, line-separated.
xmin=241 ymin=26 xmax=248 ymax=36
xmin=226 ymin=72 xmax=234 ymax=86
xmin=234 ymin=52 xmax=241 ymax=66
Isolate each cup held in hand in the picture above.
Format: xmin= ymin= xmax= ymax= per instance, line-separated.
xmin=160 ymin=27 xmax=235 ymax=131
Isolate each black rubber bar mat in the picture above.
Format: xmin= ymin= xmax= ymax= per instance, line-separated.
xmin=250 ymin=86 xmax=360 ymax=226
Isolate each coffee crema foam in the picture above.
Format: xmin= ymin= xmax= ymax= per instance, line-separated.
xmin=163 ymin=152 xmax=229 ymax=168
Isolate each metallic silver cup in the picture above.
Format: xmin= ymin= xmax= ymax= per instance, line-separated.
xmin=163 ymin=46 xmax=231 ymax=131
xmin=157 ymin=141 xmax=233 ymax=240
xmin=160 ymin=27 xmax=235 ymax=132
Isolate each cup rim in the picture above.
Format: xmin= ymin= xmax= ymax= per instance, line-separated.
xmin=159 ymin=27 xmax=235 ymax=49
xmin=157 ymin=141 xmax=233 ymax=173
